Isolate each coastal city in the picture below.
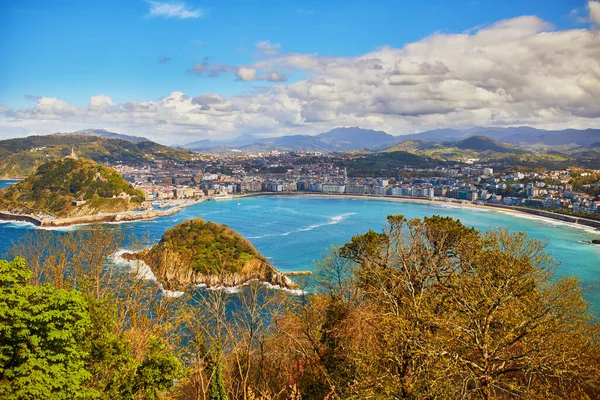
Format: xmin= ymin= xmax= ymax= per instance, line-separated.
xmin=113 ymin=150 xmax=600 ymax=225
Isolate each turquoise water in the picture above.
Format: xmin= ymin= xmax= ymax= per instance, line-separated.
xmin=0 ymin=180 xmax=598 ymax=314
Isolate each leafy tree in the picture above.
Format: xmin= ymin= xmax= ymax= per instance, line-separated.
xmin=0 ymin=258 xmax=93 ymax=399
xmin=267 ymin=215 xmax=600 ymax=399
xmin=209 ymin=349 xmax=229 ymax=400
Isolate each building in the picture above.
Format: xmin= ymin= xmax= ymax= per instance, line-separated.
xmin=322 ymin=184 xmax=345 ymax=194
xmin=345 ymin=184 xmax=367 ymax=195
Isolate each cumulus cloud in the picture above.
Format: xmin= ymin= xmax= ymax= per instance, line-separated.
xmin=589 ymin=1 xmax=600 ymax=25
xmin=147 ymin=1 xmax=204 ymax=20
xmin=3 ymin=15 xmax=600 ymax=143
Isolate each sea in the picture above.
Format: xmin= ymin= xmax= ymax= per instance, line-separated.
xmin=0 ymin=180 xmax=599 ymax=315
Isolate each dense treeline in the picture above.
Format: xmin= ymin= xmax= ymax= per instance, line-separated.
xmin=0 ymin=216 xmax=599 ymax=399
xmin=0 ymin=158 xmax=145 ymax=216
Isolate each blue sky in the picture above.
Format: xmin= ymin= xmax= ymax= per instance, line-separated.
xmin=1 ymin=0 xmax=599 ymax=143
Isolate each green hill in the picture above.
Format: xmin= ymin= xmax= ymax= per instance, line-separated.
xmin=0 ymin=157 xmax=145 ymax=217
xmin=452 ymin=135 xmax=523 ymax=153
xmin=0 ymin=134 xmax=194 ymax=178
xmin=380 ymin=135 xmax=570 ymax=165
xmin=124 ymin=218 xmax=297 ymax=290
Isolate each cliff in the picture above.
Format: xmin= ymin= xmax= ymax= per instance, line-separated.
xmin=123 ymin=218 xmax=298 ymax=290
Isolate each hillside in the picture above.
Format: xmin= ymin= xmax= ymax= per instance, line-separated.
xmin=0 ymin=134 xmax=194 ymax=178
xmin=452 ymin=135 xmax=523 ymax=153
xmin=380 ymin=135 xmax=569 ymax=165
xmin=399 ymin=126 xmax=600 ymax=147
xmin=123 ymin=218 xmax=298 ymax=290
xmin=53 ymin=128 xmax=152 ymax=143
xmin=0 ymin=157 xmax=145 ymax=217
xmin=344 ymin=151 xmax=440 ymax=177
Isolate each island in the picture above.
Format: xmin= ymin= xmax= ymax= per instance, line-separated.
xmin=122 ymin=218 xmax=299 ymax=291
xmin=0 ymin=156 xmax=185 ymax=226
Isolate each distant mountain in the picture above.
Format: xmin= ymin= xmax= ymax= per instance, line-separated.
xmin=184 ymin=127 xmax=399 ymax=152
xmin=182 ymin=126 xmax=600 ymax=154
xmin=452 ymin=136 xmax=523 ymax=153
xmin=0 ymin=134 xmax=193 ymax=178
xmin=54 ymin=129 xmax=152 ymax=143
xmin=398 ymin=127 xmax=600 ymax=147
xmin=182 ymin=134 xmax=259 ymax=150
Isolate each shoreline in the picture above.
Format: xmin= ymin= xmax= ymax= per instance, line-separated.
xmin=1 ymin=190 xmax=598 ymax=234
xmin=0 ymin=198 xmax=204 ymax=228
xmin=233 ymin=192 xmax=600 ymax=233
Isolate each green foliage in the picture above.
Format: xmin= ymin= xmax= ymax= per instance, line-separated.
xmin=146 ymin=218 xmax=268 ymax=275
xmin=0 ymin=258 xmax=185 ymax=399
xmin=0 ymin=157 xmax=145 ymax=217
xmin=209 ymin=351 xmax=229 ymax=400
xmin=0 ymin=258 xmax=93 ymax=399
xmin=345 ymin=151 xmax=439 ymax=177
xmin=132 ymin=337 xmax=185 ymax=399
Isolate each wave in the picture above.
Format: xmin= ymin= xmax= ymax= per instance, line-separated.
xmin=247 ymin=212 xmax=356 ymax=239
xmin=0 ymin=220 xmax=37 ymax=229
xmin=194 ymin=280 xmax=307 ymax=296
xmin=111 ymin=249 xmax=185 ymax=297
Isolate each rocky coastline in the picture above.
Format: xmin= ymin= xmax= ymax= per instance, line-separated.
xmin=123 ymin=251 xmax=298 ymax=291
xmin=0 ymin=206 xmax=184 ymax=227
xmin=121 ymin=218 xmax=299 ymax=292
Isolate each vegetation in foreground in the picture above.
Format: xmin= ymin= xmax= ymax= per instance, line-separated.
xmin=0 ymin=216 xmax=599 ymax=399
xmin=0 ymin=157 xmax=145 ymax=217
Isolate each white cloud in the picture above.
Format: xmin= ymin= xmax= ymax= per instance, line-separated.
xmin=3 ymin=15 xmax=600 ymax=144
xmin=236 ymin=67 xmax=257 ymax=81
xmin=255 ymin=41 xmax=282 ymax=56
xmin=147 ymin=1 xmax=204 ymax=20
xmin=90 ymin=95 xmax=113 ymax=107
xmin=589 ymin=1 xmax=600 ymax=25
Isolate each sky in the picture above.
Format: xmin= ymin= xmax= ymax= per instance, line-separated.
xmin=1 ymin=0 xmax=600 ymax=144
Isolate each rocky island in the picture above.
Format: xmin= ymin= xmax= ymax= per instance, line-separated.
xmin=123 ymin=218 xmax=299 ymax=291
xmin=0 ymin=156 xmax=182 ymax=226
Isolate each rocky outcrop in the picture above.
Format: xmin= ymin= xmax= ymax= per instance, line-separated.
xmin=123 ymin=218 xmax=298 ymax=291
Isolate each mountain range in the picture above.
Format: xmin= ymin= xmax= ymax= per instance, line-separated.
xmin=182 ymin=126 xmax=600 ymax=152
xmin=182 ymin=127 xmax=399 ymax=152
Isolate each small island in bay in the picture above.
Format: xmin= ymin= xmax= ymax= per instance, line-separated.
xmin=0 ymin=156 xmax=184 ymax=226
xmin=123 ymin=218 xmax=299 ymax=291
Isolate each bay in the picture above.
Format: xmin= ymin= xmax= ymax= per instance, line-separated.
xmin=0 ymin=180 xmax=598 ymax=314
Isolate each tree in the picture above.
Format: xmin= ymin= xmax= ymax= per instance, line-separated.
xmin=267 ymin=215 xmax=600 ymax=399
xmin=0 ymin=258 xmax=93 ymax=399
xmin=209 ymin=348 xmax=229 ymax=400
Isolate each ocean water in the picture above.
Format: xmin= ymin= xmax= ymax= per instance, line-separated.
xmin=0 ymin=180 xmax=598 ymax=314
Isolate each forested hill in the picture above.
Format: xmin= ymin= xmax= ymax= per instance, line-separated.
xmin=126 ymin=218 xmax=298 ymax=290
xmin=0 ymin=134 xmax=194 ymax=178
xmin=0 ymin=157 xmax=145 ymax=217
